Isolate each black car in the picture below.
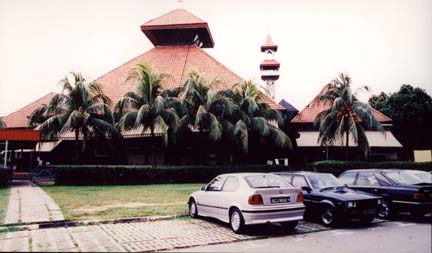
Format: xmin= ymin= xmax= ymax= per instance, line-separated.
xmin=275 ymin=172 xmax=383 ymax=226
xmin=339 ymin=169 xmax=432 ymax=218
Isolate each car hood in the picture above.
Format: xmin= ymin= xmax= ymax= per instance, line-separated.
xmin=314 ymin=188 xmax=380 ymax=201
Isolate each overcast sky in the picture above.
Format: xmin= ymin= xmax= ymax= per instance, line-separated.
xmin=1 ymin=0 xmax=431 ymax=116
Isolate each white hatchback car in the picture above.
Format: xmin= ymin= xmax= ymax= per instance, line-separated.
xmin=188 ymin=173 xmax=305 ymax=233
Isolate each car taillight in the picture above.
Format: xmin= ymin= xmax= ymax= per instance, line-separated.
xmin=248 ymin=195 xmax=263 ymax=205
xmin=296 ymin=191 xmax=304 ymax=203
xmin=413 ymin=193 xmax=426 ymax=200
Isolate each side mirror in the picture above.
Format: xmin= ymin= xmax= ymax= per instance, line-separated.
xmin=200 ymin=185 xmax=206 ymax=191
xmin=301 ymin=186 xmax=312 ymax=193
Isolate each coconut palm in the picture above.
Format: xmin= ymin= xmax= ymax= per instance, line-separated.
xmin=31 ymin=72 xmax=116 ymax=162
xmin=230 ymin=80 xmax=292 ymax=153
xmin=315 ymin=73 xmax=383 ymax=160
xmin=115 ymin=63 xmax=180 ymax=167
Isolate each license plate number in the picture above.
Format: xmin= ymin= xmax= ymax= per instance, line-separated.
xmin=271 ymin=197 xmax=290 ymax=204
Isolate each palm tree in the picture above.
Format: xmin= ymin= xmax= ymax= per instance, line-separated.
xmin=30 ymin=72 xmax=116 ymax=162
xmin=115 ymin=63 xmax=180 ymax=167
xmin=315 ymin=73 xmax=383 ymax=160
xmin=230 ymin=80 xmax=292 ymax=154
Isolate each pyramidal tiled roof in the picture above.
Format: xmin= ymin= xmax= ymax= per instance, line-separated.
xmin=291 ymin=86 xmax=392 ymax=123
xmin=96 ymin=45 xmax=284 ymax=110
xmin=2 ymin=92 xmax=55 ymax=128
xmin=261 ymin=34 xmax=278 ymax=52
xmin=142 ymin=9 xmax=207 ymax=27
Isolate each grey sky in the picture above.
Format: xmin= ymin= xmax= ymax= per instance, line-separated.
xmin=1 ymin=0 xmax=431 ymax=116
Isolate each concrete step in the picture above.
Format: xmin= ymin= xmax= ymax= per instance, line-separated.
xmin=12 ymin=172 xmax=31 ymax=180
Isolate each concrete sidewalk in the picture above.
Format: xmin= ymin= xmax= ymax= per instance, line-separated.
xmin=0 ymin=219 xmax=328 ymax=252
xmin=4 ymin=180 xmax=64 ymax=224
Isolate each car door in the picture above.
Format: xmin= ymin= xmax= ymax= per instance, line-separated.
xmin=198 ymin=175 xmax=227 ymax=217
xmin=217 ymin=176 xmax=241 ymax=222
xmin=352 ymin=172 xmax=382 ymax=195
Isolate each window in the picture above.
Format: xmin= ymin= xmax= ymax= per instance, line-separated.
xmin=356 ymin=173 xmax=379 ymax=186
xmin=339 ymin=173 xmax=357 ymax=185
xmin=222 ymin=176 xmax=239 ymax=192
xmin=281 ymin=175 xmax=293 ymax=184
xmin=244 ymin=174 xmax=291 ymax=188
xmin=292 ymin=176 xmax=308 ymax=188
xmin=206 ymin=176 xmax=225 ymax=191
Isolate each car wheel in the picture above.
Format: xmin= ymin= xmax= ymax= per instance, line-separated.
xmin=377 ymin=200 xmax=391 ymax=220
xmin=281 ymin=221 xmax=298 ymax=231
xmin=321 ymin=206 xmax=336 ymax=226
xmin=360 ymin=216 xmax=374 ymax=225
xmin=230 ymin=208 xmax=245 ymax=234
xmin=189 ymin=199 xmax=198 ymax=218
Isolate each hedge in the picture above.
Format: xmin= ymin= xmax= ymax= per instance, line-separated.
xmin=50 ymin=164 xmax=290 ymax=186
xmin=0 ymin=167 xmax=12 ymax=188
xmin=310 ymin=160 xmax=432 ymax=176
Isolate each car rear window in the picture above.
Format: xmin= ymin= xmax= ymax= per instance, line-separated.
xmin=244 ymin=174 xmax=291 ymax=188
xmin=384 ymin=171 xmax=423 ymax=185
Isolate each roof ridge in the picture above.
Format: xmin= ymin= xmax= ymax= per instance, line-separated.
xmin=3 ymin=92 xmax=54 ymax=118
xmin=94 ymin=48 xmax=156 ymax=83
xmin=194 ymin=47 xmax=244 ymax=85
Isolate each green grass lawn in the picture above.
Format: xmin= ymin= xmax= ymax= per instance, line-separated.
xmin=43 ymin=184 xmax=203 ymax=221
xmin=0 ymin=188 xmax=10 ymax=224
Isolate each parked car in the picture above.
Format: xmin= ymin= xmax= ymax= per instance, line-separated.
xmin=339 ymin=169 xmax=432 ymax=218
xmin=274 ymin=172 xmax=382 ymax=226
xmin=188 ymin=173 xmax=305 ymax=233
xmin=403 ymin=170 xmax=432 ymax=184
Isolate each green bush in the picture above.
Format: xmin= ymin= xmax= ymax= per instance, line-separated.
xmin=0 ymin=167 xmax=12 ymax=188
xmin=51 ymin=164 xmax=289 ymax=186
xmin=310 ymin=160 xmax=432 ymax=176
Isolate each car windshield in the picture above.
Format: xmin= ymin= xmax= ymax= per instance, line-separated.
xmin=306 ymin=174 xmax=341 ymax=190
xmin=411 ymin=171 xmax=432 ymax=183
xmin=384 ymin=171 xmax=424 ymax=185
xmin=245 ymin=174 xmax=291 ymax=188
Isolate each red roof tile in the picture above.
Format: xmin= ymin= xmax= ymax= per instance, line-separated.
xmin=142 ymin=9 xmax=207 ymax=27
xmin=260 ymin=59 xmax=280 ymax=67
xmin=291 ymin=86 xmax=392 ymax=123
xmin=96 ymin=45 xmax=284 ymax=110
xmin=261 ymin=34 xmax=278 ymax=52
xmin=2 ymin=93 xmax=55 ymax=128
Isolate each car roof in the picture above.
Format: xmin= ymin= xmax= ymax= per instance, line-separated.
xmin=273 ymin=171 xmax=331 ymax=175
xmin=217 ymin=172 xmax=276 ymax=177
xmin=342 ymin=168 xmax=401 ymax=173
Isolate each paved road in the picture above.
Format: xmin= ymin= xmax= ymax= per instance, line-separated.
xmin=174 ymin=220 xmax=432 ymax=253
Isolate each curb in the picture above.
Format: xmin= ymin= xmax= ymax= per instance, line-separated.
xmin=0 ymin=214 xmax=189 ymax=232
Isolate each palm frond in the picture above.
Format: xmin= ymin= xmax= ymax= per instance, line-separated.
xmin=153 ymin=115 xmax=168 ymax=147
xmin=233 ymin=120 xmax=248 ymax=153
xmin=251 ymin=117 xmax=270 ymax=138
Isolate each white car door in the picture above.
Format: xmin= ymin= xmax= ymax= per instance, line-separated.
xmin=198 ymin=176 xmax=227 ymax=218
xmin=216 ymin=176 xmax=241 ymax=222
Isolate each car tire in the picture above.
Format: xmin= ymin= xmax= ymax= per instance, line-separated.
xmin=189 ymin=199 xmax=198 ymax=218
xmin=359 ymin=216 xmax=374 ymax=225
xmin=320 ymin=206 xmax=337 ymax=226
xmin=230 ymin=208 xmax=245 ymax=234
xmin=377 ymin=200 xmax=391 ymax=220
xmin=281 ymin=221 xmax=298 ymax=231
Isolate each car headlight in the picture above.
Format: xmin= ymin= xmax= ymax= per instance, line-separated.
xmin=377 ymin=199 xmax=382 ymax=205
xmin=347 ymin=201 xmax=356 ymax=208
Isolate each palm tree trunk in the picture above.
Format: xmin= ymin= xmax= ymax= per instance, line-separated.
xmin=74 ymin=129 xmax=79 ymax=164
xmin=345 ymin=131 xmax=349 ymax=161
xmin=151 ymin=127 xmax=157 ymax=168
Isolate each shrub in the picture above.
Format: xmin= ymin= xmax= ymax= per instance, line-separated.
xmin=310 ymin=160 xmax=432 ymax=176
xmin=0 ymin=167 xmax=12 ymax=188
xmin=50 ymin=164 xmax=289 ymax=186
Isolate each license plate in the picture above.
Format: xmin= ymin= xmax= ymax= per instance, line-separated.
xmin=363 ymin=209 xmax=376 ymax=215
xmin=271 ymin=197 xmax=290 ymax=204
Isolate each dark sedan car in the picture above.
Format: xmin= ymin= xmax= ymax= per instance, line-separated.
xmin=339 ymin=169 xmax=432 ymax=218
xmin=275 ymin=172 xmax=382 ymax=226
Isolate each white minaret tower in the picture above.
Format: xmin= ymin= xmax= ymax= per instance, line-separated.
xmin=260 ymin=34 xmax=280 ymax=100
